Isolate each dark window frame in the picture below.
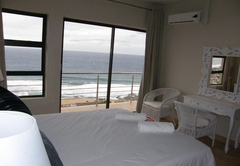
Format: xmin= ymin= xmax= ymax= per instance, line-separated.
xmin=2 ymin=8 xmax=47 ymax=98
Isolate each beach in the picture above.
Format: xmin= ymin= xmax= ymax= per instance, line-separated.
xmin=61 ymin=98 xmax=132 ymax=107
xmin=61 ymin=98 xmax=96 ymax=107
xmin=61 ymin=98 xmax=137 ymax=113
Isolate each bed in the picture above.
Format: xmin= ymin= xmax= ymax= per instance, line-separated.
xmin=0 ymin=86 xmax=215 ymax=166
xmin=34 ymin=108 xmax=216 ymax=166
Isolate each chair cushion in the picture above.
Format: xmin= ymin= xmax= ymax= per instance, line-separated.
xmin=196 ymin=117 xmax=209 ymax=128
xmin=143 ymin=101 xmax=163 ymax=109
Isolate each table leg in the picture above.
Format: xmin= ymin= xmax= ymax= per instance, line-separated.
xmin=225 ymin=117 xmax=234 ymax=153
xmin=234 ymin=127 xmax=240 ymax=148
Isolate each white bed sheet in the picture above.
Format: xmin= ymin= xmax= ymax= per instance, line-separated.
xmin=35 ymin=108 xmax=215 ymax=166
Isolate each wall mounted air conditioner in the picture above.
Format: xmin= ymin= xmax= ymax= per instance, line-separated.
xmin=168 ymin=11 xmax=202 ymax=25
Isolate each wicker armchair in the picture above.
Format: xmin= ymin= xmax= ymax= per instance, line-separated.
xmin=174 ymin=101 xmax=218 ymax=146
xmin=141 ymin=88 xmax=180 ymax=123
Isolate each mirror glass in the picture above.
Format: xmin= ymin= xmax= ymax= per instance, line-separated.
xmin=209 ymin=56 xmax=240 ymax=93
xmin=198 ymin=47 xmax=240 ymax=103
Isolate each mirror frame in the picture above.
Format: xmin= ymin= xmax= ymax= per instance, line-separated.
xmin=198 ymin=46 xmax=240 ymax=103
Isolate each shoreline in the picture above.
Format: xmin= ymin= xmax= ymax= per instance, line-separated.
xmin=61 ymin=98 xmax=134 ymax=107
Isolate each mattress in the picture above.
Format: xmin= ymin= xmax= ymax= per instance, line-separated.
xmin=35 ymin=108 xmax=215 ymax=166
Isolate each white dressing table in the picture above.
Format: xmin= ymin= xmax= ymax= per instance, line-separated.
xmin=183 ymin=94 xmax=240 ymax=153
xmin=187 ymin=47 xmax=240 ymax=153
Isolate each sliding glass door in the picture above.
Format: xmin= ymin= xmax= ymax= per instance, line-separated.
xmin=61 ymin=19 xmax=145 ymax=112
xmin=110 ymin=29 xmax=145 ymax=109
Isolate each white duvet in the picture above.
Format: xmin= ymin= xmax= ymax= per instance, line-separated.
xmin=35 ymin=108 xmax=215 ymax=166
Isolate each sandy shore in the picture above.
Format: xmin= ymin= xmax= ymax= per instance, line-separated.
xmin=61 ymin=98 xmax=95 ymax=105
xmin=61 ymin=98 xmax=127 ymax=107
xmin=61 ymin=98 xmax=97 ymax=107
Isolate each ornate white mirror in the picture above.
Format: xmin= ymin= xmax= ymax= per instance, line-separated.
xmin=198 ymin=47 xmax=240 ymax=103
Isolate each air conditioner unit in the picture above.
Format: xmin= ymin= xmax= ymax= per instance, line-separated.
xmin=168 ymin=11 xmax=202 ymax=25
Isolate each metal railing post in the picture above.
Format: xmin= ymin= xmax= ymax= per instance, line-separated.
xmin=96 ymin=74 xmax=99 ymax=106
xmin=130 ymin=74 xmax=134 ymax=103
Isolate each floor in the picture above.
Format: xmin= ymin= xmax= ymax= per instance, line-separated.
xmin=61 ymin=102 xmax=240 ymax=166
xmin=198 ymin=136 xmax=240 ymax=166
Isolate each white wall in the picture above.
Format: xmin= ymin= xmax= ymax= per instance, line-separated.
xmin=162 ymin=0 xmax=240 ymax=139
xmin=1 ymin=0 xmax=152 ymax=114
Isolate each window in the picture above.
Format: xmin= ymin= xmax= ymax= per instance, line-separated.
xmin=210 ymin=56 xmax=225 ymax=85
xmin=61 ymin=19 xmax=145 ymax=109
xmin=2 ymin=9 xmax=47 ymax=97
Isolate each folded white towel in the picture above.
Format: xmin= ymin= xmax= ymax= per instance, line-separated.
xmin=116 ymin=112 xmax=146 ymax=121
xmin=138 ymin=121 xmax=175 ymax=133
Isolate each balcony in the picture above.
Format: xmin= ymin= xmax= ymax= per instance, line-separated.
xmin=61 ymin=72 xmax=141 ymax=112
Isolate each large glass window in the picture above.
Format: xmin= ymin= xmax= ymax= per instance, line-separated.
xmin=2 ymin=9 xmax=47 ymax=97
xmin=61 ymin=19 xmax=145 ymax=110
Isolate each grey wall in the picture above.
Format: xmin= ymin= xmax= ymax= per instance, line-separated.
xmin=2 ymin=0 xmax=240 ymax=140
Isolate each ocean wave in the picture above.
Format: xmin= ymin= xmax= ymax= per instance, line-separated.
xmin=7 ymin=80 xmax=140 ymax=100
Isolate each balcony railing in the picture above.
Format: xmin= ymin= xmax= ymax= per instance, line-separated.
xmin=61 ymin=72 xmax=142 ymax=107
xmin=7 ymin=72 xmax=142 ymax=108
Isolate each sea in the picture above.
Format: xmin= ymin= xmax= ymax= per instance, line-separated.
xmin=5 ymin=47 xmax=144 ymax=100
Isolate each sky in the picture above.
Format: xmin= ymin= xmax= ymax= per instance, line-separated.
xmin=2 ymin=12 xmax=146 ymax=56
xmin=2 ymin=12 xmax=43 ymax=42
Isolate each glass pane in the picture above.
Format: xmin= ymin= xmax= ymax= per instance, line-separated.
xmin=5 ymin=46 xmax=42 ymax=71
xmin=111 ymin=29 xmax=145 ymax=104
xmin=62 ymin=22 xmax=112 ymax=108
xmin=210 ymin=73 xmax=223 ymax=85
xmin=7 ymin=76 xmax=43 ymax=97
xmin=113 ymin=29 xmax=146 ymax=56
xmin=212 ymin=57 xmax=224 ymax=71
xmin=2 ymin=12 xmax=43 ymax=41
xmin=63 ymin=22 xmax=111 ymax=53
